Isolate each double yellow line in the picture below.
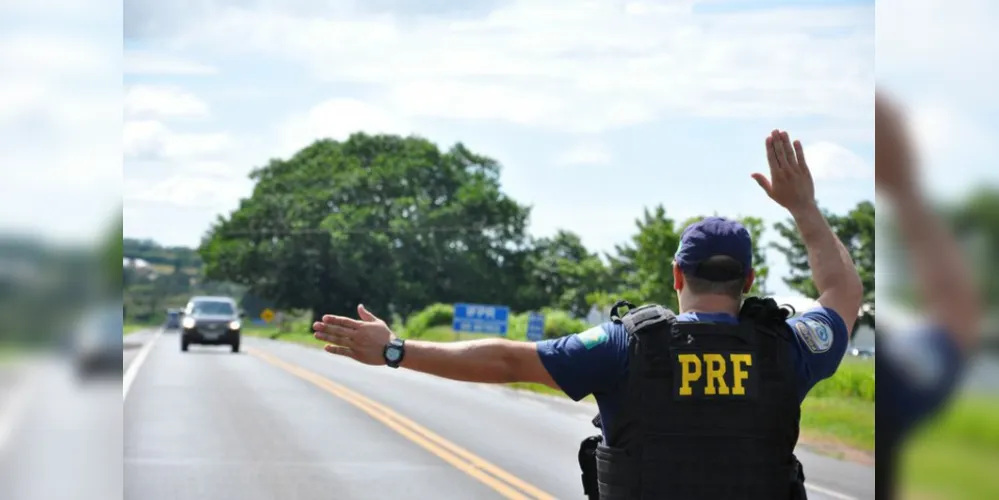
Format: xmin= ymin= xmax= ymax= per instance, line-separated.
xmin=247 ymin=347 xmax=557 ymax=500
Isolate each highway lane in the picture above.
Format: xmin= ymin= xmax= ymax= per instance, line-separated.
xmin=0 ymin=357 xmax=121 ymax=500
xmin=124 ymin=332 xmax=874 ymax=500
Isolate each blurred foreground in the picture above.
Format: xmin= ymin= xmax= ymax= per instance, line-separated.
xmin=0 ymin=227 xmax=123 ymax=500
xmin=875 ymin=89 xmax=999 ymax=499
xmin=0 ymin=357 xmax=122 ymax=500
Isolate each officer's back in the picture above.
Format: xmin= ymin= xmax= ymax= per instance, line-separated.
xmin=542 ymin=215 xmax=860 ymax=500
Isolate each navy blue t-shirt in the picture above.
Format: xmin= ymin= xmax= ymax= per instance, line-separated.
xmin=878 ymin=324 xmax=964 ymax=436
xmin=537 ymin=307 xmax=850 ymax=438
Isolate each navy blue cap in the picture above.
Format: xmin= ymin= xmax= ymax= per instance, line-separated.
xmin=675 ymin=217 xmax=753 ymax=281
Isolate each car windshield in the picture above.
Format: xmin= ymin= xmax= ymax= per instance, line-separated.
xmin=192 ymin=301 xmax=235 ymax=316
xmin=85 ymin=305 xmax=123 ymax=338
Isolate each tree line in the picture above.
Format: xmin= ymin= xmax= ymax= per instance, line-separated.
xmin=177 ymin=133 xmax=877 ymax=326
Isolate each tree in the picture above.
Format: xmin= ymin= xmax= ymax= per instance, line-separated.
xmin=199 ymin=133 xmax=532 ymax=323
xmin=947 ymin=187 xmax=999 ymax=309
xmin=102 ymin=210 xmax=124 ymax=297
xmin=771 ymin=201 xmax=875 ymax=311
xmin=517 ymin=230 xmax=613 ymax=317
xmin=605 ymin=205 xmax=683 ymax=307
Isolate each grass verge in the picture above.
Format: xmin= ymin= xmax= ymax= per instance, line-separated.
xmin=123 ymin=323 xmax=151 ymax=335
xmin=899 ymin=395 xmax=999 ymax=499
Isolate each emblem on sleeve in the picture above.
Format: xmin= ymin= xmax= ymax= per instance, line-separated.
xmin=576 ymin=326 xmax=608 ymax=350
xmin=794 ymin=319 xmax=833 ymax=353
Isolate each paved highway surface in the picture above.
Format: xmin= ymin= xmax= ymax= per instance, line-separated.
xmin=119 ymin=328 xmax=872 ymax=499
xmin=0 ymin=355 xmax=121 ymax=500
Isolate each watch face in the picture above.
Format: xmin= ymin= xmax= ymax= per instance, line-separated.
xmin=386 ymin=347 xmax=401 ymax=362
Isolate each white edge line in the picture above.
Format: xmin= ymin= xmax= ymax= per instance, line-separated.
xmin=805 ymin=482 xmax=857 ymax=500
xmin=123 ymin=328 xmax=162 ymax=400
xmin=0 ymin=372 xmax=35 ymax=452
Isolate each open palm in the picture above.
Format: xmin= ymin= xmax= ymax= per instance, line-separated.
xmin=752 ymin=129 xmax=816 ymax=212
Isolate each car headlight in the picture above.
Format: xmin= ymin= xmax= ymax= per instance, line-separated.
xmin=228 ymin=321 xmax=241 ymax=330
xmin=182 ymin=317 xmax=196 ymax=329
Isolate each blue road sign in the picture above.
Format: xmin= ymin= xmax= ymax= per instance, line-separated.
xmin=526 ymin=312 xmax=545 ymax=341
xmin=452 ymin=303 xmax=510 ymax=336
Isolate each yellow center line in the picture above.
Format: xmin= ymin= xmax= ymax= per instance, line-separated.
xmin=247 ymin=347 xmax=557 ymax=500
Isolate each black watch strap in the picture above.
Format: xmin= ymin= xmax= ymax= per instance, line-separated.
xmin=383 ymin=338 xmax=405 ymax=368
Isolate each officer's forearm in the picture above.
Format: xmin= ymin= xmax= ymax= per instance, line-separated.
xmin=400 ymin=338 xmax=528 ymax=383
xmin=891 ymin=190 xmax=981 ymax=349
xmin=790 ymin=202 xmax=863 ymax=316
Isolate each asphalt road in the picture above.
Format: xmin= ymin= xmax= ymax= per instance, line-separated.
xmin=0 ymin=355 xmax=121 ymax=500
xmin=118 ymin=328 xmax=873 ymax=500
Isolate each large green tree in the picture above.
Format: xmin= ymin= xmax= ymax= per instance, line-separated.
xmin=199 ymin=133 xmax=532 ymax=322
xmin=602 ymin=205 xmax=683 ymax=308
xmin=516 ymin=230 xmax=613 ymax=317
xmin=947 ymin=186 xmax=999 ymax=309
xmin=771 ymin=200 xmax=875 ymax=321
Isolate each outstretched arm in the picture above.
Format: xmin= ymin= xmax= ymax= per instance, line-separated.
xmin=400 ymin=338 xmax=559 ymax=387
xmin=312 ymin=304 xmax=558 ymax=387
xmin=313 ymin=306 xmax=628 ymax=401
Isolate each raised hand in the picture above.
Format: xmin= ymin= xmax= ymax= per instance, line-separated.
xmin=313 ymin=304 xmax=396 ymax=365
xmin=875 ymin=91 xmax=918 ymax=197
xmin=752 ymin=129 xmax=817 ymax=213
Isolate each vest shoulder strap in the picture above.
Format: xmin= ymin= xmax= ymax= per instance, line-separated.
xmin=609 ymin=299 xmax=678 ymax=336
xmin=739 ymin=296 xmax=796 ymax=341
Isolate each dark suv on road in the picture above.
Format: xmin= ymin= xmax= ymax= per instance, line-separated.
xmin=180 ymin=296 xmax=243 ymax=353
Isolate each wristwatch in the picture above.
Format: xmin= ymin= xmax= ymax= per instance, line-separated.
xmin=383 ymin=338 xmax=406 ymax=368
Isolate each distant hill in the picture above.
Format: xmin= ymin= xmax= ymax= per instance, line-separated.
xmin=123 ymin=238 xmax=202 ymax=275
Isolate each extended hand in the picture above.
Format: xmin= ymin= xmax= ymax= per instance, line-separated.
xmin=752 ymin=129 xmax=817 ymax=212
xmin=313 ymin=304 xmax=396 ymax=366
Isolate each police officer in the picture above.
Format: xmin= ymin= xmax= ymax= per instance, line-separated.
xmin=875 ymin=93 xmax=982 ymax=499
xmin=313 ymin=129 xmax=863 ymax=499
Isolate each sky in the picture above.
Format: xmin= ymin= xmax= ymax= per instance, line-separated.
xmin=0 ymin=0 xmax=121 ymax=247
xmin=875 ymin=0 xmax=999 ymax=295
xmin=116 ymin=0 xmax=877 ymax=298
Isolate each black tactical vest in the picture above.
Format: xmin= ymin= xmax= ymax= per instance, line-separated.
xmin=594 ymin=298 xmax=804 ymax=500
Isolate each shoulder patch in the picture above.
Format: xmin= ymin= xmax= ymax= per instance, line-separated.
xmin=793 ymin=319 xmax=834 ymax=353
xmin=575 ymin=326 xmax=608 ymax=350
xmin=882 ymin=331 xmax=944 ymax=389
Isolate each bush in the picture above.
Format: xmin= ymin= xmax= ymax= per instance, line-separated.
xmin=539 ymin=308 xmax=590 ymax=340
xmin=808 ymin=357 xmax=875 ymax=401
xmin=404 ymin=303 xmax=454 ymax=338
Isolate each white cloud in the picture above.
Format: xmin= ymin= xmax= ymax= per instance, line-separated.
xmin=877 ymin=0 xmax=999 ymax=196
xmin=554 ymin=141 xmax=612 ymax=167
xmin=124 ymin=85 xmax=210 ymax=119
xmin=906 ymin=100 xmax=995 ymax=159
xmin=877 ymin=0 xmax=999 ymax=99
xmin=124 ymin=175 xmax=248 ymax=208
xmin=124 ymin=120 xmax=233 ymax=160
xmin=124 ymin=50 xmax=218 ymax=75
xmin=161 ymin=0 xmax=872 ymax=133
xmin=0 ymin=33 xmax=108 ymax=77
xmin=1 ymin=0 xmax=109 ymax=17
xmin=278 ymin=98 xmax=415 ymax=157
xmin=0 ymin=27 xmax=121 ymax=242
xmin=804 ymin=141 xmax=871 ymax=181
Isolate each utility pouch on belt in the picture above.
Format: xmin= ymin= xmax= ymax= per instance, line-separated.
xmin=578 ymin=435 xmax=602 ymax=499
xmin=578 ymin=413 xmax=603 ymax=499
xmin=790 ymin=456 xmax=808 ymax=500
